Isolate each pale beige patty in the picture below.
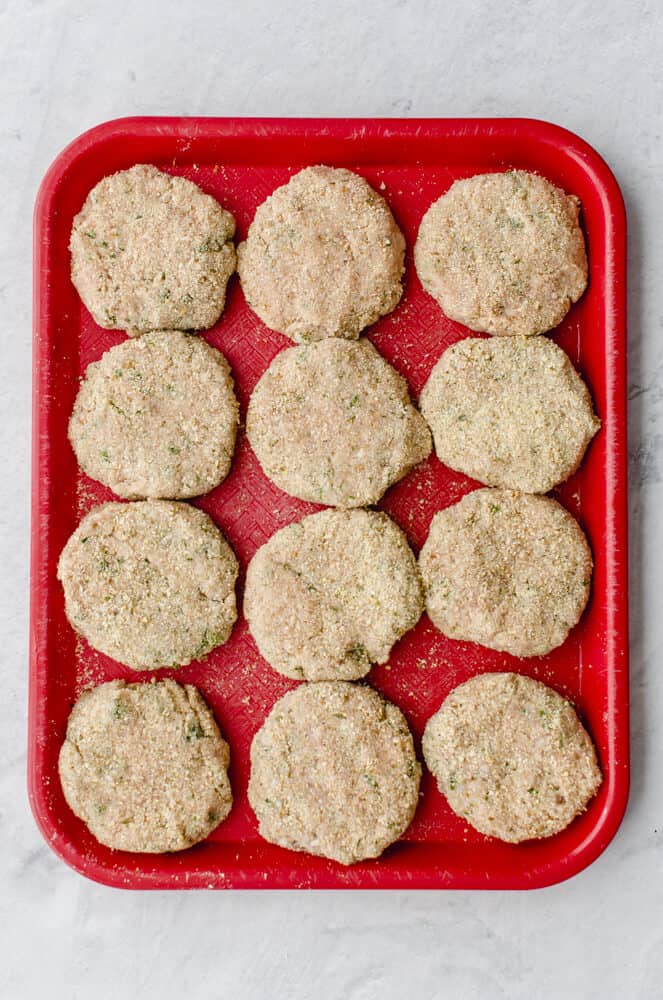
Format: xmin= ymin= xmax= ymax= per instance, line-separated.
xmin=70 ymin=164 xmax=236 ymax=334
xmin=245 ymin=510 xmax=423 ymax=681
xmin=238 ymin=166 xmax=405 ymax=342
xmin=57 ymin=501 xmax=238 ymax=669
xmin=422 ymin=672 xmax=602 ymax=842
xmin=420 ymin=336 xmax=600 ymax=492
xmin=248 ymin=682 xmax=421 ymax=864
xmin=419 ymin=489 xmax=592 ymax=657
xmin=414 ymin=170 xmax=587 ymax=337
xmin=59 ymin=679 xmax=232 ymax=852
xmin=69 ymin=331 xmax=239 ymax=499
xmin=247 ymin=338 xmax=431 ymax=507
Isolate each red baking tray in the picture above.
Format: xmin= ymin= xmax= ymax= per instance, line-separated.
xmin=30 ymin=117 xmax=628 ymax=889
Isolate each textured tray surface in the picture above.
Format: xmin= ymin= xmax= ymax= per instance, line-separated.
xmin=30 ymin=117 xmax=628 ymax=889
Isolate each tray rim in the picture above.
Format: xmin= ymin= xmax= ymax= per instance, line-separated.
xmin=29 ymin=115 xmax=629 ymax=891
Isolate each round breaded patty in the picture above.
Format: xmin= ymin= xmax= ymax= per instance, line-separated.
xmin=58 ymin=679 xmax=232 ymax=852
xmin=70 ymin=164 xmax=236 ymax=334
xmin=69 ymin=331 xmax=239 ymax=499
xmin=238 ymin=166 xmax=405 ymax=342
xmin=57 ymin=501 xmax=238 ymax=670
xmin=415 ymin=170 xmax=587 ymax=337
xmin=419 ymin=489 xmax=592 ymax=656
xmin=245 ymin=510 xmax=423 ymax=681
xmin=422 ymin=672 xmax=602 ymax=842
xmin=248 ymin=682 xmax=421 ymax=864
xmin=420 ymin=336 xmax=600 ymax=492
xmin=247 ymin=338 xmax=431 ymax=507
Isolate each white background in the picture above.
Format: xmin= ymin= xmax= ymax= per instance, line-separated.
xmin=1 ymin=2 xmax=662 ymax=997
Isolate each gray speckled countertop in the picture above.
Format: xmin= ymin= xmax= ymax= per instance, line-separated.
xmin=2 ymin=1 xmax=662 ymax=997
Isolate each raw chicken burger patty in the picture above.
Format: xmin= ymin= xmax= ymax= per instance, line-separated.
xmin=248 ymin=682 xmax=421 ymax=864
xmin=59 ymin=679 xmax=233 ymax=852
xmin=418 ymin=488 xmax=592 ymax=657
xmin=69 ymin=330 xmax=239 ymax=499
xmin=245 ymin=509 xmax=424 ymax=681
xmin=238 ymin=165 xmax=405 ymax=342
xmin=420 ymin=335 xmax=600 ymax=492
xmin=70 ymin=164 xmax=236 ymax=334
xmin=57 ymin=500 xmax=238 ymax=670
xmin=422 ymin=672 xmax=602 ymax=842
xmin=247 ymin=338 xmax=431 ymax=507
xmin=414 ymin=170 xmax=588 ymax=337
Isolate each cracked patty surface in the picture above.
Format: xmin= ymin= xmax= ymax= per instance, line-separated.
xmin=244 ymin=509 xmax=423 ymax=681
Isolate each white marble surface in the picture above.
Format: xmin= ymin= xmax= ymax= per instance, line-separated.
xmin=1 ymin=1 xmax=662 ymax=996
